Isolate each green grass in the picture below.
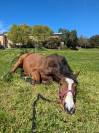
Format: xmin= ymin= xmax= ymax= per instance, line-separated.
xmin=0 ymin=48 xmax=99 ymax=133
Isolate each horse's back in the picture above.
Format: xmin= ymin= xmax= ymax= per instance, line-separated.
xmin=23 ymin=53 xmax=46 ymax=75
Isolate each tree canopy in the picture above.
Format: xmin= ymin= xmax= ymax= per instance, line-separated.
xmin=7 ymin=24 xmax=99 ymax=49
xmin=8 ymin=24 xmax=53 ymax=48
xmin=58 ymin=28 xmax=78 ymax=49
xmin=78 ymin=36 xmax=90 ymax=48
xmin=8 ymin=24 xmax=32 ymax=47
xmin=31 ymin=25 xmax=53 ymax=42
xmin=89 ymin=35 xmax=99 ymax=48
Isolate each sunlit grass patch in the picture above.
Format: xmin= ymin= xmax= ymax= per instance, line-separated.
xmin=0 ymin=48 xmax=99 ymax=132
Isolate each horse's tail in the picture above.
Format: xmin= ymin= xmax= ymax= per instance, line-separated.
xmin=11 ymin=49 xmax=29 ymax=64
xmin=3 ymin=72 xmax=13 ymax=82
xmin=10 ymin=52 xmax=31 ymax=73
xmin=2 ymin=50 xmax=32 ymax=82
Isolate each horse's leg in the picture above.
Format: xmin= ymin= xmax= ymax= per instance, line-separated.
xmin=31 ymin=71 xmax=41 ymax=85
xmin=41 ymin=74 xmax=53 ymax=84
xmin=39 ymin=68 xmax=53 ymax=84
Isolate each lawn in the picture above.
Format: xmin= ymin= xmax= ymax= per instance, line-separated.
xmin=0 ymin=48 xmax=99 ymax=133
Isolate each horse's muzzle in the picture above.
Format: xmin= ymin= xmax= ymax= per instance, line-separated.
xmin=64 ymin=103 xmax=75 ymax=115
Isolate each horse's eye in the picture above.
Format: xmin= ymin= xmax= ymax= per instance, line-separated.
xmin=60 ymin=82 xmax=62 ymax=85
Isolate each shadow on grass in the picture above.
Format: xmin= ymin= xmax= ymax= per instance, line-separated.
xmin=32 ymin=93 xmax=59 ymax=133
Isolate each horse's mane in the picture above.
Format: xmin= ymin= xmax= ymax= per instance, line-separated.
xmin=46 ymin=54 xmax=77 ymax=83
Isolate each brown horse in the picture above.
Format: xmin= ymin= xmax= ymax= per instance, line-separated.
xmin=11 ymin=53 xmax=79 ymax=114
xmin=11 ymin=53 xmax=54 ymax=84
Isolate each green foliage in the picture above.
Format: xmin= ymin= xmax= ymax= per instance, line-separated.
xmin=0 ymin=49 xmax=99 ymax=132
xmin=78 ymin=36 xmax=90 ymax=48
xmin=32 ymin=25 xmax=53 ymax=37
xmin=7 ymin=24 xmax=99 ymax=49
xmin=8 ymin=24 xmax=32 ymax=47
xmin=32 ymin=25 xmax=53 ymax=41
xmin=58 ymin=28 xmax=69 ymax=45
xmin=44 ymin=36 xmax=62 ymax=49
xmin=58 ymin=28 xmax=78 ymax=49
xmin=7 ymin=24 xmax=19 ymax=44
xmin=31 ymin=25 xmax=53 ymax=47
xmin=8 ymin=24 xmax=53 ymax=48
xmin=89 ymin=35 xmax=99 ymax=48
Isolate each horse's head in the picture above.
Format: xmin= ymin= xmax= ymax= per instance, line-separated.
xmin=59 ymin=73 xmax=79 ymax=114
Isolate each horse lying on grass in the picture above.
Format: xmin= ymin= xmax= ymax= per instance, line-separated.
xmin=10 ymin=53 xmax=79 ymax=114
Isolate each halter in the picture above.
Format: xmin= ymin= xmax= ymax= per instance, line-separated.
xmin=59 ymin=87 xmax=74 ymax=104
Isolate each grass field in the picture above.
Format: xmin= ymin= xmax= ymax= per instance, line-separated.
xmin=0 ymin=48 xmax=99 ymax=133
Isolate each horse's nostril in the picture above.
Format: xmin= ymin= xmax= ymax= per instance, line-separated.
xmin=64 ymin=104 xmax=75 ymax=114
xmin=68 ymin=107 xmax=75 ymax=114
xmin=64 ymin=103 xmax=67 ymax=111
xmin=70 ymin=107 xmax=73 ymax=111
xmin=70 ymin=108 xmax=74 ymax=114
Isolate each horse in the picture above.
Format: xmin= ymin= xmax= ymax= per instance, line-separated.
xmin=11 ymin=53 xmax=79 ymax=114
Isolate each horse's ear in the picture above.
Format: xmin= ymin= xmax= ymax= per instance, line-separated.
xmin=74 ymin=71 xmax=80 ymax=78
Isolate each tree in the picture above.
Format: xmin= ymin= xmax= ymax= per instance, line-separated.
xmin=18 ymin=24 xmax=32 ymax=45
xmin=78 ymin=36 xmax=90 ymax=48
xmin=8 ymin=24 xmax=32 ymax=47
xmin=89 ymin=35 xmax=99 ymax=48
xmin=58 ymin=28 xmax=69 ymax=46
xmin=67 ymin=30 xmax=78 ymax=49
xmin=43 ymin=36 xmax=62 ymax=49
xmin=32 ymin=25 xmax=53 ymax=46
xmin=8 ymin=24 xmax=19 ymax=45
xmin=58 ymin=28 xmax=78 ymax=49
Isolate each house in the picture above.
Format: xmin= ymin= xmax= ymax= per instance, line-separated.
xmin=0 ymin=32 xmax=64 ymax=49
xmin=52 ymin=32 xmax=63 ymax=36
xmin=0 ymin=32 xmax=8 ymax=48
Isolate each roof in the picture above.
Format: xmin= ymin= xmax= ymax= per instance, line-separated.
xmin=53 ymin=32 xmax=62 ymax=35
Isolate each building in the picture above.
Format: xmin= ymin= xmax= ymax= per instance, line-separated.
xmin=0 ymin=32 xmax=64 ymax=48
xmin=0 ymin=32 xmax=8 ymax=48
xmin=52 ymin=32 xmax=63 ymax=36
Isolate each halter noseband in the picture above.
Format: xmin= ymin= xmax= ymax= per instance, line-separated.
xmin=59 ymin=88 xmax=74 ymax=104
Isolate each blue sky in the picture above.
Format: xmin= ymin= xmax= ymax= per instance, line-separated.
xmin=0 ymin=0 xmax=99 ymax=37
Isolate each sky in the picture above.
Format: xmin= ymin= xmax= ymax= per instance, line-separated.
xmin=0 ymin=0 xmax=99 ymax=37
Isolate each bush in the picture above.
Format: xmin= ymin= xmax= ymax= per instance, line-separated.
xmin=43 ymin=36 xmax=63 ymax=49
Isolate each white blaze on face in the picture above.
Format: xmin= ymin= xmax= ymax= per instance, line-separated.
xmin=65 ymin=78 xmax=75 ymax=111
